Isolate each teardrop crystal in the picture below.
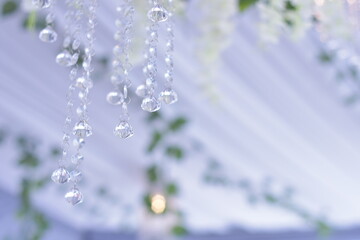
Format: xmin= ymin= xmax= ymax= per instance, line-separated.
xmin=71 ymin=153 xmax=84 ymax=165
xmin=56 ymin=51 xmax=73 ymax=67
xmin=73 ymin=120 xmax=92 ymax=138
xmin=159 ymin=89 xmax=178 ymax=104
xmin=141 ymin=97 xmax=161 ymax=112
xmin=32 ymin=0 xmax=51 ymax=9
xmin=65 ymin=188 xmax=83 ymax=206
xmin=51 ymin=168 xmax=70 ymax=184
xmin=147 ymin=5 xmax=169 ymax=23
xmin=114 ymin=121 xmax=134 ymax=139
xmin=106 ymin=91 xmax=124 ymax=105
xmin=39 ymin=26 xmax=57 ymax=43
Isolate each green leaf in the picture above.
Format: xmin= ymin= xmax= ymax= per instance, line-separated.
xmin=18 ymin=152 xmax=39 ymax=168
xmin=264 ymin=193 xmax=278 ymax=204
xmin=285 ymin=1 xmax=297 ymax=11
xmin=146 ymin=165 xmax=159 ymax=183
xmin=168 ymin=117 xmax=187 ymax=132
xmin=315 ymin=220 xmax=332 ymax=236
xmin=318 ymin=51 xmax=333 ymax=63
xmin=166 ymin=183 xmax=178 ymax=196
xmin=165 ymin=145 xmax=184 ymax=160
xmin=147 ymin=112 xmax=162 ymax=122
xmin=22 ymin=14 xmax=46 ymax=31
xmin=147 ymin=131 xmax=163 ymax=152
xmin=238 ymin=0 xmax=259 ymax=12
xmin=171 ymin=225 xmax=188 ymax=236
xmin=143 ymin=193 xmax=152 ymax=212
xmin=2 ymin=0 xmax=18 ymax=16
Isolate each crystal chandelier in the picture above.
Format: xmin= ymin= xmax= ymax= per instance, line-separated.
xmin=33 ymin=0 xmax=178 ymax=205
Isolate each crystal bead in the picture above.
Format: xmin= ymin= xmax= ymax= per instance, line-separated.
xmin=39 ymin=26 xmax=57 ymax=43
xmin=114 ymin=121 xmax=134 ymax=139
xmin=136 ymin=85 xmax=147 ymax=97
xmin=141 ymin=97 xmax=161 ymax=112
xmin=56 ymin=51 xmax=73 ymax=67
xmin=72 ymin=39 xmax=80 ymax=50
xmin=46 ymin=13 xmax=55 ymax=24
xmin=106 ymin=91 xmax=124 ymax=105
xmin=159 ymin=89 xmax=178 ymax=104
xmin=70 ymin=170 xmax=83 ymax=182
xmin=75 ymin=77 xmax=93 ymax=89
xmin=63 ymin=36 xmax=71 ymax=48
xmin=71 ymin=153 xmax=84 ymax=165
xmin=51 ymin=168 xmax=70 ymax=184
xmin=147 ymin=5 xmax=169 ymax=23
xmin=32 ymin=0 xmax=51 ymax=9
xmin=73 ymin=138 xmax=85 ymax=149
xmin=113 ymin=45 xmax=122 ymax=56
xmin=65 ymin=188 xmax=83 ymax=206
xmin=73 ymin=120 xmax=92 ymax=138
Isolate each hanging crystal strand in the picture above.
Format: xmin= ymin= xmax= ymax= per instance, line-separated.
xmin=55 ymin=0 xmax=82 ymax=67
xmin=66 ymin=0 xmax=98 ymax=206
xmin=159 ymin=0 xmax=177 ymax=105
xmin=107 ymin=0 xmax=135 ymax=139
xmin=137 ymin=0 xmax=169 ymax=112
xmin=37 ymin=0 xmax=58 ymax=43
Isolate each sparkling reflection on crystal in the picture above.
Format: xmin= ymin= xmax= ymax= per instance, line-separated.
xmin=114 ymin=121 xmax=134 ymax=139
xmin=73 ymin=120 xmax=92 ymax=138
xmin=106 ymin=91 xmax=124 ymax=105
xmin=147 ymin=5 xmax=169 ymax=23
xmin=32 ymin=0 xmax=51 ymax=9
xmin=39 ymin=26 xmax=57 ymax=43
xmin=75 ymin=77 xmax=93 ymax=89
xmin=65 ymin=188 xmax=83 ymax=206
xmin=51 ymin=168 xmax=70 ymax=184
xmin=136 ymin=85 xmax=147 ymax=98
xmin=70 ymin=170 xmax=82 ymax=182
xmin=159 ymin=89 xmax=178 ymax=104
xmin=141 ymin=97 xmax=161 ymax=112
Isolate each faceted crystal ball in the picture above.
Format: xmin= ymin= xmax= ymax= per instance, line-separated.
xmin=75 ymin=77 xmax=93 ymax=89
xmin=73 ymin=120 xmax=93 ymax=138
xmin=141 ymin=97 xmax=161 ymax=112
xmin=51 ymin=168 xmax=70 ymax=184
xmin=160 ymin=89 xmax=178 ymax=105
xmin=65 ymin=188 xmax=83 ymax=206
xmin=106 ymin=91 xmax=124 ymax=105
xmin=39 ymin=26 xmax=57 ymax=43
xmin=32 ymin=0 xmax=51 ymax=9
xmin=114 ymin=121 xmax=134 ymax=139
xmin=147 ymin=5 xmax=169 ymax=23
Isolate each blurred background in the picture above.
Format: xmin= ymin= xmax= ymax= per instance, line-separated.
xmin=1 ymin=0 xmax=360 ymax=239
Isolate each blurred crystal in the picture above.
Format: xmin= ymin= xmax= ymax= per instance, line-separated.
xmin=32 ymin=0 xmax=51 ymax=9
xmin=73 ymin=120 xmax=92 ymax=138
xmin=70 ymin=170 xmax=83 ymax=182
xmin=159 ymin=89 xmax=178 ymax=104
xmin=71 ymin=153 xmax=84 ymax=165
xmin=51 ymin=168 xmax=70 ymax=184
xmin=75 ymin=77 xmax=93 ymax=89
xmin=65 ymin=188 xmax=83 ymax=205
xmin=114 ymin=121 xmax=134 ymax=139
xmin=147 ymin=5 xmax=169 ymax=23
xmin=39 ymin=26 xmax=57 ymax=43
xmin=56 ymin=51 xmax=73 ymax=67
xmin=141 ymin=97 xmax=161 ymax=112
xmin=135 ymin=85 xmax=147 ymax=97
xmin=106 ymin=91 xmax=124 ymax=105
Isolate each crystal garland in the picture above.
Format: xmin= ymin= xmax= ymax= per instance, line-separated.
xmin=33 ymin=0 xmax=177 ymax=205
xmin=35 ymin=0 xmax=98 ymax=205
xmin=107 ymin=0 xmax=135 ymax=139
xmin=136 ymin=0 xmax=177 ymax=112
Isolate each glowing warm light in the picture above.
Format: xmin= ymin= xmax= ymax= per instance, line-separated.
xmin=151 ymin=194 xmax=166 ymax=214
xmin=348 ymin=0 xmax=356 ymax=5
xmin=314 ymin=0 xmax=325 ymax=6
